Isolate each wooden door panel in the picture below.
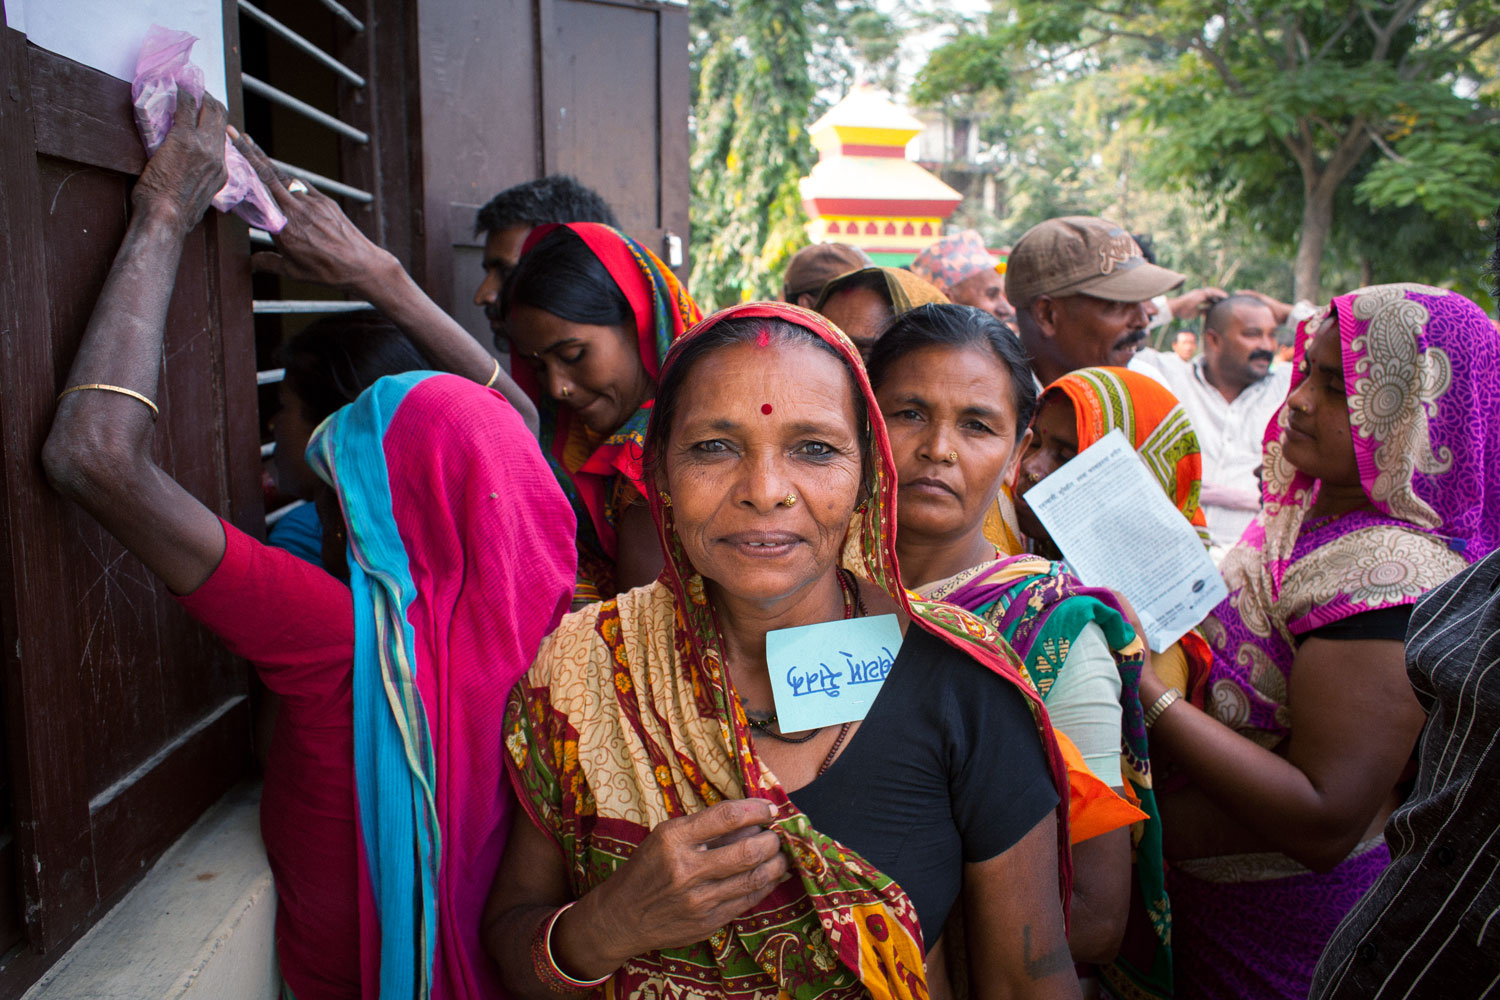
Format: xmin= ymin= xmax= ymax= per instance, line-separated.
xmin=0 ymin=28 xmax=256 ymax=978
xmin=541 ymin=0 xmax=689 ymax=274
xmin=545 ymin=0 xmax=664 ymax=229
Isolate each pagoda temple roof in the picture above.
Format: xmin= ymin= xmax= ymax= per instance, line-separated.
xmin=799 ymin=153 xmax=962 ymax=215
xmin=808 ymin=86 xmax=925 ymax=152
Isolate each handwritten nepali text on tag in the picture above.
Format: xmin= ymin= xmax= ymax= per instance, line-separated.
xmin=766 ymin=614 xmax=903 ymax=732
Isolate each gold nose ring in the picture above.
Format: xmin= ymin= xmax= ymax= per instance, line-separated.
xmin=1025 ymin=472 xmax=1041 ymax=483
xmin=781 ymin=493 xmax=798 ymax=507
xmin=946 ymin=451 xmax=958 ymax=463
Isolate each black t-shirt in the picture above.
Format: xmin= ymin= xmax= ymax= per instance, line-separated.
xmin=786 ymin=626 xmax=1058 ymax=946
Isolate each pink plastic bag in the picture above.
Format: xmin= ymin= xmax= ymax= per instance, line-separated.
xmin=132 ymin=25 xmax=287 ymax=233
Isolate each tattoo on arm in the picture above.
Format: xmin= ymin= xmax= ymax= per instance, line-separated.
xmin=1022 ymin=925 xmax=1073 ymax=981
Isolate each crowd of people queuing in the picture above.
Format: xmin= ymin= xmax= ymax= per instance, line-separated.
xmin=40 ymin=91 xmax=1500 ymax=1000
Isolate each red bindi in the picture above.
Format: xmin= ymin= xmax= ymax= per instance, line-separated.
xmin=761 ymin=403 xmax=774 ymax=415
xmin=755 ymin=330 xmax=771 ymax=348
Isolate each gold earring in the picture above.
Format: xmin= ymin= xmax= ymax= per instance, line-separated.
xmin=558 ymin=385 xmax=572 ymax=398
xmin=782 ymin=493 xmax=798 ymax=507
xmin=658 ymin=491 xmax=672 ymax=507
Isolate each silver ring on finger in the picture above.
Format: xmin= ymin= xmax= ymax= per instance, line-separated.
xmin=286 ymin=179 xmax=309 ymax=195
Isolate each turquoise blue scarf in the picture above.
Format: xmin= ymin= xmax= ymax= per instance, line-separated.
xmin=307 ymin=370 xmax=441 ymax=1000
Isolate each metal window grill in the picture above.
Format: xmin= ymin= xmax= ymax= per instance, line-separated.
xmin=238 ymin=0 xmax=375 ymax=525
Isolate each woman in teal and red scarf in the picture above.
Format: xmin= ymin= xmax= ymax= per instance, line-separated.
xmin=485 ymin=302 xmax=1080 ymax=999
xmin=502 ymin=223 xmax=700 ymax=605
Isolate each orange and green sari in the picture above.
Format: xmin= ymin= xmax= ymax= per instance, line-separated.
xmin=949 ymin=367 xmax=1217 ymax=999
xmin=504 ymin=302 xmax=1072 ymax=999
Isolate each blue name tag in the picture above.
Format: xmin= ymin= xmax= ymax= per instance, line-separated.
xmin=765 ymin=614 xmax=904 ymax=732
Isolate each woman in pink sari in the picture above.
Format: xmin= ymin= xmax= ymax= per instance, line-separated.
xmin=42 ymin=93 xmax=577 ymax=1000
xmin=1140 ymin=284 xmax=1500 ymax=999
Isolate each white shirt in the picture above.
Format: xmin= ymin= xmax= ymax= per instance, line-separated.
xmin=1129 ymin=348 xmax=1291 ymax=559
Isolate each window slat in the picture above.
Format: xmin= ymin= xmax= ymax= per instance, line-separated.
xmin=314 ymin=0 xmax=366 ymax=32
xmin=238 ymin=0 xmax=367 ymax=87
xmin=265 ymin=499 xmax=309 ymax=526
xmin=242 ymin=74 xmax=369 ymax=144
xmin=268 ymin=157 xmax=374 ymax=204
xmin=252 ymin=301 xmax=375 ymax=315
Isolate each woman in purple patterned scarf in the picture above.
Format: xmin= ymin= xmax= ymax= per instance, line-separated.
xmin=1135 ymin=283 xmax=1500 ymax=1000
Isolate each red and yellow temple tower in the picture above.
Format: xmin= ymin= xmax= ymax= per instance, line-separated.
xmin=799 ymin=87 xmax=963 ymax=267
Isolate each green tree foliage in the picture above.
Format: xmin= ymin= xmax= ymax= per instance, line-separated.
xmin=689 ymin=1 xmax=818 ymax=310
xmin=914 ymin=1 xmax=1500 ymax=305
xmin=911 ymin=29 xmax=1012 ymax=110
xmin=1022 ymin=0 xmax=1500 ymax=302
xmin=688 ymin=0 xmax=904 ymax=309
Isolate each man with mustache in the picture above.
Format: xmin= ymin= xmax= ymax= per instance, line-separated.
xmin=1131 ymin=293 xmax=1289 ymax=560
xmin=1007 ymin=216 xmax=1187 ymax=389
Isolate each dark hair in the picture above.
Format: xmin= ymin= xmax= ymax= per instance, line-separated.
xmin=500 ymin=226 xmax=632 ymax=328
xmin=474 ymin=175 xmax=618 ymax=237
xmin=644 ymin=316 xmax=872 ymax=483
xmin=1205 ymin=293 xmax=1272 ymax=334
xmin=866 ymin=304 xmax=1037 ymax=440
xmin=1132 ymin=232 xmax=1158 ymax=265
xmin=281 ymin=310 xmax=431 ymax=423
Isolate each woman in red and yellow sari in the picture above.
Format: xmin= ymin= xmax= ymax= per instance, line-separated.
xmin=484 ymin=303 xmax=1080 ymax=999
xmin=502 ymin=222 xmax=701 ymax=604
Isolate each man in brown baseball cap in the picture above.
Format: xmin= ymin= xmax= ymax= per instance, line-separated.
xmin=780 ymin=242 xmax=871 ymax=308
xmin=1007 ymin=216 xmax=1185 ymax=385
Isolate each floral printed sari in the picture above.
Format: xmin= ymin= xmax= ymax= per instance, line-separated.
xmin=505 ymin=302 xmax=1072 ymax=999
xmin=1174 ymin=284 xmax=1500 ymax=1000
xmin=927 ymin=366 xmax=1212 ymax=1000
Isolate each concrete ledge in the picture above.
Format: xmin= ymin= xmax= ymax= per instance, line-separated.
xmin=25 ymin=782 xmax=278 ymax=1000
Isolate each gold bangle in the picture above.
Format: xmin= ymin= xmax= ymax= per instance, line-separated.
xmin=483 ymin=357 xmax=502 ymax=389
xmin=1143 ymin=687 xmax=1183 ymax=730
xmin=57 ymin=383 xmax=160 ymax=421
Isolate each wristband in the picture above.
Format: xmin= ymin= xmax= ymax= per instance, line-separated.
xmin=1144 ymin=687 xmax=1183 ymax=729
xmin=531 ymin=901 xmax=612 ymax=994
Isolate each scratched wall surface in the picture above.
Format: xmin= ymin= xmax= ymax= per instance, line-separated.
xmin=0 ymin=27 xmax=257 ymax=994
